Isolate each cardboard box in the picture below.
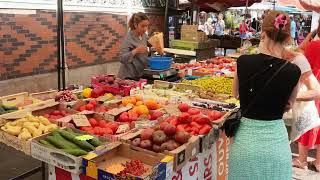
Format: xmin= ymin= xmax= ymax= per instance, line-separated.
xmin=181 ymin=25 xmax=208 ymax=42
xmin=121 ymin=130 xmax=200 ymax=172
xmin=82 ymin=143 xmax=174 ymax=180
xmin=31 ymin=128 xmax=121 ymax=174
xmin=198 ymin=125 xmax=219 ymax=153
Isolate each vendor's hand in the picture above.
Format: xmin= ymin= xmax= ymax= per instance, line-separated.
xmin=133 ymin=46 xmax=148 ymax=56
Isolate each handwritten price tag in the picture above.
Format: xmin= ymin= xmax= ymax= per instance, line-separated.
xmin=71 ymin=114 xmax=90 ymax=127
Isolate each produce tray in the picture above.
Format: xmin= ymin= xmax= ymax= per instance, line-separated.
xmin=82 ymin=143 xmax=173 ymax=180
xmin=121 ymin=130 xmax=200 ymax=172
xmin=0 ymin=125 xmax=35 ymax=155
xmin=198 ymin=125 xmax=219 ymax=153
xmin=0 ymin=92 xmax=43 ymax=109
xmin=29 ymin=90 xmax=58 ymax=101
xmin=31 ymin=128 xmax=120 ymax=174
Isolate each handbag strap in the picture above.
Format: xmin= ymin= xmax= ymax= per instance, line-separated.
xmin=241 ymin=60 xmax=289 ymax=116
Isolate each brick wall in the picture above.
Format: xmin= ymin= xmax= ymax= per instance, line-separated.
xmin=0 ymin=10 xmax=164 ymax=81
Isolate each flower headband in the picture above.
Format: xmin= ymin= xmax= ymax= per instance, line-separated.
xmin=274 ymin=14 xmax=288 ymax=30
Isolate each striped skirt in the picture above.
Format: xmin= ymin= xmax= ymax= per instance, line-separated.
xmin=228 ymin=118 xmax=292 ymax=180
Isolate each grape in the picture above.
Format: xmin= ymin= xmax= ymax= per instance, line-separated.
xmin=182 ymin=77 xmax=232 ymax=95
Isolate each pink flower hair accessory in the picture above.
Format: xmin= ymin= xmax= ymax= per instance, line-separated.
xmin=274 ymin=14 xmax=288 ymax=30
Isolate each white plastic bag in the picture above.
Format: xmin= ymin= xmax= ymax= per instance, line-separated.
xmin=290 ymin=98 xmax=320 ymax=142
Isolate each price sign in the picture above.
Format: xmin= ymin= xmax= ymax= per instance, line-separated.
xmin=71 ymin=114 xmax=90 ymax=127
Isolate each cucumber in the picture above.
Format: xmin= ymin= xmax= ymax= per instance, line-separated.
xmin=6 ymin=110 xmax=17 ymax=113
xmin=2 ymin=105 xmax=18 ymax=111
xmin=66 ymin=128 xmax=102 ymax=147
xmin=0 ymin=106 xmax=5 ymax=113
xmin=51 ymin=131 xmax=79 ymax=149
xmin=58 ymin=129 xmax=95 ymax=151
xmin=47 ymin=136 xmax=71 ymax=149
xmin=39 ymin=140 xmax=56 ymax=149
xmin=61 ymin=149 xmax=88 ymax=156
xmin=88 ymin=137 xmax=102 ymax=147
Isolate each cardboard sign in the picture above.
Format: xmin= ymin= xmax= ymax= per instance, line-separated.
xmin=164 ymin=104 xmax=181 ymax=116
xmin=71 ymin=114 xmax=90 ymax=127
xmin=96 ymin=96 xmax=112 ymax=102
xmin=216 ymin=131 xmax=229 ymax=180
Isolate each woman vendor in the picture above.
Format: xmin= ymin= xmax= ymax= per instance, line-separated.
xmin=118 ymin=12 xmax=150 ymax=80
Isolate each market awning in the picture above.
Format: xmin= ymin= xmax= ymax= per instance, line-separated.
xmin=196 ymin=0 xmax=262 ymax=12
xmin=277 ymin=0 xmax=320 ymax=13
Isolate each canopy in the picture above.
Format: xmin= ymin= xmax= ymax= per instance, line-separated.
xmin=278 ymin=0 xmax=320 ymax=13
xmin=196 ymin=0 xmax=262 ymax=12
xmin=229 ymin=2 xmax=302 ymax=13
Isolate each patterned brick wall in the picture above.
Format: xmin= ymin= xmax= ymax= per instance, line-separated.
xmin=0 ymin=10 xmax=164 ymax=81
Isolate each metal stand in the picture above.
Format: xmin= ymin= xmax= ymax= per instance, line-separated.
xmin=10 ymin=162 xmax=46 ymax=180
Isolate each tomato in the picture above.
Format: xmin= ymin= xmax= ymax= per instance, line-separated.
xmin=98 ymin=120 xmax=108 ymax=128
xmin=85 ymin=103 xmax=94 ymax=110
xmin=89 ymin=118 xmax=98 ymax=127
xmin=89 ymin=100 xmax=97 ymax=107
xmin=79 ymin=105 xmax=86 ymax=111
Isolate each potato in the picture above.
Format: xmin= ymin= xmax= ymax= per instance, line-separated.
xmin=32 ymin=122 xmax=40 ymax=128
xmin=23 ymin=122 xmax=37 ymax=133
xmin=5 ymin=125 xmax=22 ymax=136
xmin=31 ymin=129 xmax=42 ymax=137
xmin=18 ymin=131 xmax=32 ymax=140
xmin=38 ymin=124 xmax=46 ymax=133
xmin=46 ymin=124 xmax=58 ymax=132
xmin=39 ymin=116 xmax=51 ymax=126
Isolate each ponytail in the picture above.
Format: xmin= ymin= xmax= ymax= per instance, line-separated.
xmin=128 ymin=12 xmax=149 ymax=30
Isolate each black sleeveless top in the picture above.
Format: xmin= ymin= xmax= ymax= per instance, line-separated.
xmin=237 ymin=54 xmax=301 ymax=120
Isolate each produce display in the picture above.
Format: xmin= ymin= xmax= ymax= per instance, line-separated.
xmin=79 ymin=118 xmax=121 ymax=136
xmin=43 ymin=110 xmax=71 ymax=122
xmin=131 ymin=127 xmax=190 ymax=153
xmin=182 ymin=77 xmax=233 ymax=96
xmin=0 ymin=105 xmax=19 ymax=115
xmin=55 ymin=90 xmax=78 ymax=102
xmin=1 ymin=114 xmax=58 ymax=140
xmin=39 ymin=128 xmax=102 ymax=156
xmin=117 ymin=97 xmax=163 ymax=122
xmin=73 ymin=99 xmax=108 ymax=113
xmin=117 ymin=160 xmax=148 ymax=177
xmin=0 ymin=68 xmax=235 ymax=179
xmin=192 ymin=101 xmax=236 ymax=112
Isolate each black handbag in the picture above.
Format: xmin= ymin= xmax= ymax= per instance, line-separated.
xmin=222 ymin=60 xmax=289 ymax=138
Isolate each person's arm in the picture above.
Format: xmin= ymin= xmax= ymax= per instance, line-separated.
xmin=119 ymin=37 xmax=147 ymax=64
xmin=285 ymin=84 xmax=299 ymax=111
xmin=296 ymin=71 xmax=320 ymax=101
xmin=297 ymin=32 xmax=313 ymax=52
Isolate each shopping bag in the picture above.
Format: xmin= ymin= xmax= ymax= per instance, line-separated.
xmin=290 ymin=86 xmax=320 ymax=141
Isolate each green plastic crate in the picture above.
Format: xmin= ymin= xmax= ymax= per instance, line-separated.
xmin=171 ymin=40 xmax=199 ymax=50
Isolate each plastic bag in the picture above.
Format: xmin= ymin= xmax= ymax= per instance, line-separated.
xmin=290 ymin=86 xmax=320 ymax=141
xmin=148 ymin=32 xmax=164 ymax=55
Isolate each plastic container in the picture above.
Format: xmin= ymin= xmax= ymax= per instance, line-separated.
xmin=148 ymin=56 xmax=173 ymax=70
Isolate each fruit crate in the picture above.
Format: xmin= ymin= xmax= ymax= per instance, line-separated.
xmin=0 ymin=92 xmax=43 ymax=109
xmin=82 ymin=143 xmax=173 ymax=180
xmin=121 ymin=129 xmax=200 ymax=172
xmin=91 ymin=75 xmax=146 ymax=96
xmin=31 ymin=128 xmax=120 ymax=174
xmin=29 ymin=90 xmax=58 ymax=101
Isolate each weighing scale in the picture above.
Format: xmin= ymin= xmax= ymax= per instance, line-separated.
xmin=141 ymin=68 xmax=180 ymax=83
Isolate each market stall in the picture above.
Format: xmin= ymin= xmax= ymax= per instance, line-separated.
xmin=0 ymin=68 xmax=237 ymax=179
